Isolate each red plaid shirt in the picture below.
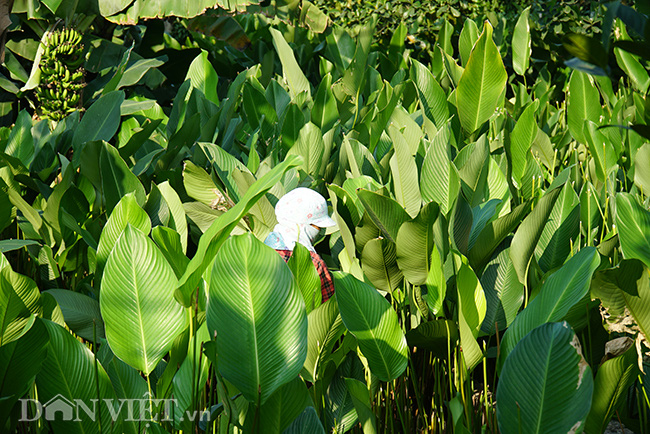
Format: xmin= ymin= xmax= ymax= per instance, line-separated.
xmin=275 ymin=249 xmax=335 ymax=303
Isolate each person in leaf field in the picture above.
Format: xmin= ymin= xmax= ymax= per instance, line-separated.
xmin=264 ymin=187 xmax=337 ymax=303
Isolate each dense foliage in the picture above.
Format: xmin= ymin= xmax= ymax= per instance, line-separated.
xmin=1 ymin=0 xmax=650 ymax=433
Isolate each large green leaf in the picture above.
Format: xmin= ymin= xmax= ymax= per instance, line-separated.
xmin=311 ymin=73 xmax=339 ymax=132
xmin=457 ymin=135 xmax=490 ymax=206
xmin=634 ymin=143 xmax=650 ymax=194
xmin=566 ymin=70 xmax=601 ymax=144
xmin=270 ymin=28 xmax=311 ymax=101
xmin=480 ymin=245 xmax=524 ymax=335
xmin=458 ymin=18 xmax=480 ymax=67
xmin=361 ymin=238 xmax=403 ymax=293
xmin=287 ymin=122 xmax=326 ymax=178
xmin=334 ymin=272 xmax=408 ymax=381
xmin=497 ymin=322 xmax=593 ymax=434
xmin=583 ymin=121 xmax=618 ymax=183
xmin=175 ymin=156 xmax=301 ymax=307
xmin=101 ymin=225 xmax=187 ymax=374
xmin=0 ymin=268 xmax=41 ymax=346
xmin=535 ymin=182 xmax=580 ymax=273
xmin=410 ymin=59 xmax=449 ymax=128
xmin=258 ymin=377 xmax=313 ymax=433
xmin=357 ymin=189 xmax=410 ymax=243
xmin=616 ymin=193 xmax=650 ymax=268
xmin=157 ymin=181 xmax=188 ymax=254
xmin=283 ymin=406 xmax=325 ymax=434
xmin=345 ymin=378 xmax=378 ymax=434
xmin=287 ymin=242 xmax=322 ymax=314
xmin=44 ymin=289 xmax=105 ymax=341
xmin=396 ymin=202 xmax=439 ymax=285
xmin=96 ymin=193 xmax=151 ymax=283
xmin=100 ymin=141 xmax=146 ymax=213
xmin=72 ymin=91 xmax=124 ymax=151
xmin=302 ymin=297 xmax=345 ymax=383
xmin=585 ymin=342 xmax=638 ymax=433
xmin=186 ymin=50 xmax=219 ymax=103
xmin=455 ymin=255 xmax=486 ymax=371
xmin=512 ymin=7 xmax=531 ymax=76
xmin=499 ymin=247 xmax=600 ymax=368
xmin=420 ymin=123 xmax=461 ymax=215
xmin=510 ymin=187 xmax=562 ymax=284
xmin=388 ymin=125 xmax=421 ymax=218
xmin=456 ymin=21 xmax=507 ymax=134
xmin=509 ymin=102 xmax=537 ymax=187
xmin=468 ymin=201 xmax=529 ymax=272
xmin=0 ymin=317 xmax=48 ymax=424
xmin=207 ymin=234 xmax=307 ymax=405
xmin=3 ymin=110 xmax=34 ymax=168
xmin=36 ymin=320 xmax=119 ymax=434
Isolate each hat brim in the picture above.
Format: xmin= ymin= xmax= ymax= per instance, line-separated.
xmin=311 ymin=216 xmax=337 ymax=227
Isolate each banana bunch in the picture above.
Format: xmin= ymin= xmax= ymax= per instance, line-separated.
xmin=35 ymin=27 xmax=86 ymax=121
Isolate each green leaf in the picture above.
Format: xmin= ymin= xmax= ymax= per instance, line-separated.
xmin=341 ymin=25 xmax=372 ymax=99
xmin=100 ymin=142 xmax=146 ymax=213
xmin=3 ymin=110 xmax=34 ymax=168
xmin=456 ymin=21 xmax=507 ymax=134
xmin=458 ymin=135 xmax=490 ymax=207
xmin=312 ymin=73 xmax=338 ymax=132
xmin=583 ymin=121 xmax=618 ymax=183
xmin=0 ymin=317 xmax=48 ymax=423
xmin=334 ymin=272 xmax=408 ymax=381
xmin=410 ymin=59 xmax=449 ymax=128
xmin=302 ymin=297 xmax=345 ymax=383
xmin=44 ymin=289 xmax=105 ymax=341
xmin=480 ymin=245 xmax=524 ymax=335
xmin=175 ymin=155 xmax=301 ymax=307
xmin=72 ymin=90 xmax=125 ymax=151
xmin=566 ymin=70 xmax=601 ymax=144
xmin=288 ymin=242 xmax=322 ymax=313
xmin=0 ymin=239 xmax=39 ymax=253
xmin=207 ymin=234 xmax=307 ymax=405
xmin=270 ymin=28 xmax=311 ymax=101
xmin=345 ymin=378 xmax=377 ymax=434
xmin=96 ymin=193 xmax=151 ymax=283
xmin=634 ymin=143 xmax=650 ymax=194
xmin=616 ymin=193 xmax=650 ymax=268
xmin=283 ymin=406 xmax=325 ymax=434
xmin=259 ymin=376 xmax=313 ymax=433
xmin=499 ymin=247 xmax=600 ymax=368
xmin=287 ymin=122 xmax=326 ymax=178
xmin=361 ymin=238 xmax=403 ymax=293
xmin=357 ymin=189 xmax=410 ymax=243
xmin=459 ymin=18 xmax=480 ymax=67
xmin=186 ymin=49 xmax=219 ymax=103
xmin=512 ymin=7 xmax=531 ymax=76
xmin=405 ymin=319 xmax=458 ymax=354
xmin=510 ymin=187 xmax=562 ymax=284
xmin=585 ymin=341 xmax=638 ymax=433
xmin=497 ymin=322 xmax=593 ymax=434
xmin=158 ymin=181 xmax=188 ymax=254
xmin=396 ymin=202 xmax=439 ymax=285
xmin=36 ymin=320 xmax=118 ymax=434
xmin=469 ymin=201 xmax=529 ymax=272
xmin=101 ymin=225 xmax=187 ymax=374
xmin=509 ymin=103 xmax=537 ymax=187
xmin=420 ymin=123 xmax=461 ymax=215
xmin=455 ymin=256 xmax=486 ymax=371
xmin=0 ymin=268 xmax=41 ymax=346
xmin=388 ymin=125 xmax=421 ymax=218
xmin=535 ymin=182 xmax=580 ymax=273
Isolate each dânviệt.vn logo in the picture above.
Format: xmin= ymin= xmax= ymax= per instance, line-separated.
xmin=19 ymin=392 xmax=210 ymax=425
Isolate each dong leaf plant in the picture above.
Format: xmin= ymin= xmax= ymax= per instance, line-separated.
xmin=1 ymin=2 xmax=650 ymax=433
